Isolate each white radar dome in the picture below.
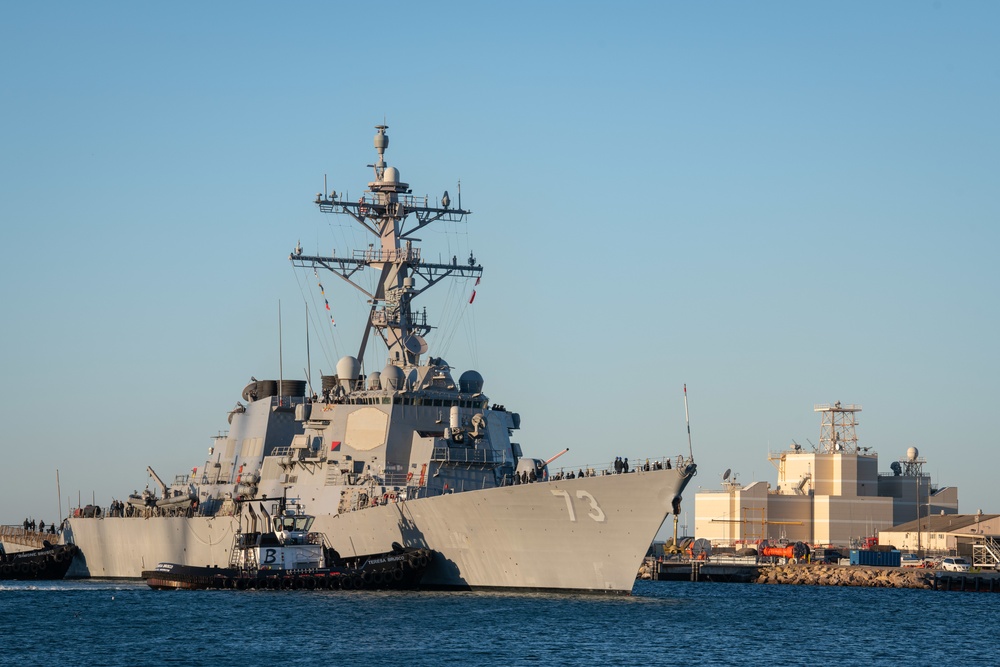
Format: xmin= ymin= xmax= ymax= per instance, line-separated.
xmin=459 ymin=370 xmax=484 ymax=394
xmin=906 ymin=446 xmax=919 ymax=461
xmin=336 ymin=356 xmax=361 ymax=380
xmin=381 ymin=365 xmax=404 ymax=390
xmin=384 ymin=166 xmax=400 ymax=184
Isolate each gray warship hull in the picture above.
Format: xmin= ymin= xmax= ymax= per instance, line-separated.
xmin=67 ymin=467 xmax=689 ymax=592
xmin=63 ymin=125 xmax=698 ymax=594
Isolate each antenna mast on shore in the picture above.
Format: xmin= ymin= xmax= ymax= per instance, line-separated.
xmin=684 ymin=384 xmax=694 ymax=461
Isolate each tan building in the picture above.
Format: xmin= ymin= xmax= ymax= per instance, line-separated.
xmin=878 ymin=513 xmax=1000 ymax=556
xmin=695 ymin=403 xmax=959 ymax=549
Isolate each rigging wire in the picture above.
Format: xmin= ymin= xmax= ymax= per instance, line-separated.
xmin=436 ymin=275 xmax=478 ymax=364
xmin=291 ymin=264 xmax=339 ymax=372
xmin=426 ymin=216 xmax=475 ymax=362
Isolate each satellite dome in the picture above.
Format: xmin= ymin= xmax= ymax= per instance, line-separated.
xmin=384 ymin=166 xmax=400 ymax=184
xmin=906 ymin=446 xmax=919 ymax=461
xmin=336 ymin=356 xmax=361 ymax=380
xmin=459 ymin=370 xmax=484 ymax=394
xmin=368 ymin=371 xmax=381 ymax=390
xmin=381 ymin=365 xmax=404 ymax=390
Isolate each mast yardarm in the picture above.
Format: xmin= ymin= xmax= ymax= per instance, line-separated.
xmin=291 ymin=125 xmax=480 ymax=369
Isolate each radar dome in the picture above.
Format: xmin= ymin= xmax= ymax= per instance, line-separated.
xmin=384 ymin=166 xmax=400 ymax=184
xmin=336 ymin=356 xmax=361 ymax=380
xmin=368 ymin=371 xmax=381 ymax=390
xmin=906 ymin=446 xmax=919 ymax=461
xmin=459 ymin=370 xmax=484 ymax=394
xmin=381 ymin=365 xmax=404 ymax=390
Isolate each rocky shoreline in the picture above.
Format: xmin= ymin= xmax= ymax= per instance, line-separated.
xmin=758 ymin=563 xmax=934 ymax=589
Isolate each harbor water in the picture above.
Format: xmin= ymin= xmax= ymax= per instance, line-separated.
xmin=0 ymin=580 xmax=995 ymax=666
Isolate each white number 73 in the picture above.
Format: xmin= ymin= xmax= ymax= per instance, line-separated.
xmin=551 ymin=489 xmax=606 ymax=523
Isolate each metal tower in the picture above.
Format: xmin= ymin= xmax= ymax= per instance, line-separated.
xmin=814 ymin=401 xmax=862 ymax=454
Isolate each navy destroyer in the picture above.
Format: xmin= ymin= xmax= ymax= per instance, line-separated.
xmin=66 ymin=125 xmax=697 ymax=593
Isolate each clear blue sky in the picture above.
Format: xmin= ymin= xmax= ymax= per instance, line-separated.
xmin=2 ymin=2 xmax=997 ymax=526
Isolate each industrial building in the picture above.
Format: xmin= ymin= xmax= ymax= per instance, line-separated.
xmin=878 ymin=512 xmax=1000 ymax=564
xmin=695 ymin=402 xmax=959 ymax=548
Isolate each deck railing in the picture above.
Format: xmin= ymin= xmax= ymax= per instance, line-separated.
xmin=0 ymin=525 xmax=61 ymax=549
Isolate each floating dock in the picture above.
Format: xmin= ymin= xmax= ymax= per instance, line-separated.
xmin=647 ymin=558 xmax=761 ymax=583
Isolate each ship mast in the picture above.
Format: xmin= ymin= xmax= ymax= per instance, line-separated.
xmin=291 ymin=125 xmax=481 ymax=369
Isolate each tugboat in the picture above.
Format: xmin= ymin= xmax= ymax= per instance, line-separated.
xmin=0 ymin=541 xmax=79 ymax=581
xmin=142 ymin=499 xmax=433 ymax=591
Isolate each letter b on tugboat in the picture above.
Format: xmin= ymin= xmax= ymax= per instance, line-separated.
xmin=262 ymin=549 xmax=277 ymax=564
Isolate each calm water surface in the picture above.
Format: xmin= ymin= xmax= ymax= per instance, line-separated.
xmin=0 ymin=579 xmax=995 ymax=666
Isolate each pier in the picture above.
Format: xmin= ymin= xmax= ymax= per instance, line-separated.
xmin=647 ymin=558 xmax=761 ymax=583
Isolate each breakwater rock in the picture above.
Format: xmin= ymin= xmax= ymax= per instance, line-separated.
xmin=758 ymin=564 xmax=934 ymax=589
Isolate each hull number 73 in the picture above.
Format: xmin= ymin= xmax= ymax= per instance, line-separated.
xmin=551 ymin=489 xmax=606 ymax=523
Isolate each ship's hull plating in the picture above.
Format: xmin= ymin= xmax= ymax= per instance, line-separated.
xmin=67 ymin=467 xmax=691 ymax=593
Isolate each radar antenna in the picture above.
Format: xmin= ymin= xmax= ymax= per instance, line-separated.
xmin=814 ymin=402 xmax=862 ymax=454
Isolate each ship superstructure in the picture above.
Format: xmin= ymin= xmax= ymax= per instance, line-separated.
xmin=65 ymin=126 xmax=697 ymax=593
